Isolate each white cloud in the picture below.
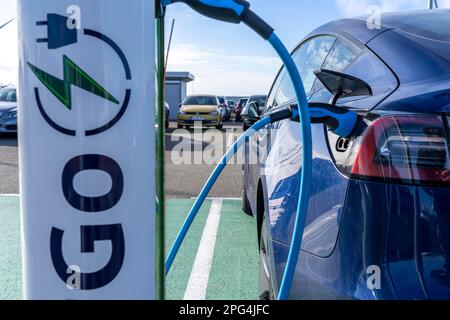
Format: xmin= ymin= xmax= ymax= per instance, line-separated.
xmin=167 ymin=44 xmax=280 ymax=95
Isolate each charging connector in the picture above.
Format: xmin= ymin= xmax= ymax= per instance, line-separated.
xmin=288 ymin=103 xmax=358 ymax=138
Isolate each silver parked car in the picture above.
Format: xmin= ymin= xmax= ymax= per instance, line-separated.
xmin=0 ymin=86 xmax=17 ymax=134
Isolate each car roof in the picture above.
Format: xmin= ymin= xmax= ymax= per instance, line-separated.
xmin=310 ymin=9 xmax=450 ymax=45
xmin=187 ymin=94 xmax=217 ymax=98
xmin=0 ymin=85 xmax=16 ymax=90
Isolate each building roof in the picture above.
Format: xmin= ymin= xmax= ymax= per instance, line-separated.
xmin=165 ymin=71 xmax=195 ymax=83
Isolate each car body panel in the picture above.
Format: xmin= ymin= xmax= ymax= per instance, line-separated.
xmin=309 ymin=18 xmax=390 ymax=45
xmin=0 ymin=90 xmax=18 ymax=133
xmin=264 ymin=122 xmax=348 ymax=258
xmin=366 ymin=29 xmax=450 ymax=114
xmin=177 ymin=114 xmax=221 ymax=127
xmin=180 ymin=104 xmax=218 ymax=113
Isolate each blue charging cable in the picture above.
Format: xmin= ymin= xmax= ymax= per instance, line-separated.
xmin=162 ymin=0 xmax=356 ymax=300
xmin=266 ymin=33 xmax=311 ymax=300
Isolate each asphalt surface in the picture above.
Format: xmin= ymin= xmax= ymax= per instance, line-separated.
xmin=0 ymin=134 xmax=18 ymax=194
xmin=165 ymin=121 xmax=244 ymax=199
xmin=0 ymin=121 xmax=244 ymax=198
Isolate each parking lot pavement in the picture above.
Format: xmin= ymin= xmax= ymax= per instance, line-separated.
xmin=0 ymin=135 xmax=19 ymax=194
xmin=0 ymin=196 xmax=258 ymax=300
xmin=165 ymin=121 xmax=245 ymax=199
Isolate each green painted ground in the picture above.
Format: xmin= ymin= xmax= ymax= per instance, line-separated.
xmin=0 ymin=196 xmax=22 ymax=300
xmin=0 ymin=196 xmax=258 ymax=300
xmin=205 ymin=201 xmax=258 ymax=300
xmin=165 ymin=199 xmax=212 ymax=300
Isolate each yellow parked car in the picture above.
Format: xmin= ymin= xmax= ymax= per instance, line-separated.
xmin=177 ymin=95 xmax=223 ymax=129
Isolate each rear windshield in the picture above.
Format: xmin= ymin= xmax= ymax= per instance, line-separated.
xmin=383 ymin=10 xmax=450 ymax=42
xmin=184 ymin=96 xmax=217 ymax=105
xmin=0 ymin=87 xmax=16 ymax=102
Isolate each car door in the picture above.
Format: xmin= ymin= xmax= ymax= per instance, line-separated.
xmin=264 ymin=34 xmax=399 ymax=298
xmin=259 ymin=35 xmax=366 ymax=296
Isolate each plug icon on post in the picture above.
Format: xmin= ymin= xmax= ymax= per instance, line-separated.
xmin=36 ymin=14 xmax=78 ymax=49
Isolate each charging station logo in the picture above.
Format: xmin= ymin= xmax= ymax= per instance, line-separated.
xmin=28 ymin=14 xmax=132 ymax=137
xmin=28 ymin=55 xmax=119 ymax=110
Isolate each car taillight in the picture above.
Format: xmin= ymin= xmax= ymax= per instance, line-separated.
xmin=351 ymin=115 xmax=450 ymax=186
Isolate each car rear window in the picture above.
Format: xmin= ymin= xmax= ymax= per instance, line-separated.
xmin=184 ymin=96 xmax=217 ymax=105
xmin=383 ymin=10 xmax=450 ymax=42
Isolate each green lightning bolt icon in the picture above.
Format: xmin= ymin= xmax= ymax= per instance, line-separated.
xmin=28 ymin=55 xmax=119 ymax=110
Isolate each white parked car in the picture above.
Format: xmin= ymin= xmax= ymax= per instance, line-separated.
xmin=0 ymin=86 xmax=17 ymax=134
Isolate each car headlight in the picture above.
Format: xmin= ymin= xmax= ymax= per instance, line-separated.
xmin=1 ymin=112 xmax=17 ymax=120
xmin=179 ymin=110 xmax=186 ymax=115
xmin=210 ymin=111 xmax=218 ymax=116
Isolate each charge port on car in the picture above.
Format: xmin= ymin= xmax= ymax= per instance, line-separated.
xmin=336 ymin=137 xmax=350 ymax=152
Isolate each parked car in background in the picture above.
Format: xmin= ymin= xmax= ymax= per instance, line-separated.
xmin=228 ymin=100 xmax=236 ymax=113
xmin=235 ymin=97 xmax=249 ymax=121
xmin=164 ymin=101 xmax=170 ymax=129
xmin=243 ymin=10 xmax=450 ymax=300
xmin=241 ymin=95 xmax=267 ymax=130
xmin=218 ymin=96 xmax=231 ymax=121
xmin=0 ymin=85 xmax=17 ymax=134
xmin=247 ymin=95 xmax=267 ymax=114
xmin=177 ymin=95 xmax=222 ymax=129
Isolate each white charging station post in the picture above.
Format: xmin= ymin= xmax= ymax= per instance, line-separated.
xmin=18 ymin=0 xmax=159 ymax=299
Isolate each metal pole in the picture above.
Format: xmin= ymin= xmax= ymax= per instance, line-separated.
xmin=156 ymin=15 xmax=166 ymax=301
xmin=165 ymin=19 xmax=176 ymax=72
xmin=0 ymin=18 xmax=14 ymax=30
xmin=429 ymin=0 xmax=439 ymax=9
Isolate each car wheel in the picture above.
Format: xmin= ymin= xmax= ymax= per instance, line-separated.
xmin=177 ymin=124 xmax=183 ymax=129
xmin=242 ymin=187 xmax=252 ymax=216
xmin=216 ymin=124 xmax=223 ymax=130
xmin=259 ymin=213 xmax=275 ymax=300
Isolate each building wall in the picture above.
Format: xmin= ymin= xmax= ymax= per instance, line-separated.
xmin=166 ymin=82 xmax=181 ymax=120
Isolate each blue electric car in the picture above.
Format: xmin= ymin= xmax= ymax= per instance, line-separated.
xmin=242 ymin=10 xmax=450 ymax=299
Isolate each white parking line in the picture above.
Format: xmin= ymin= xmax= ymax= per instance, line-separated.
xmin=190 ymin=197 xmax=240 ymax=201
xmin=184 ymin=198 xmax=223 ymax=300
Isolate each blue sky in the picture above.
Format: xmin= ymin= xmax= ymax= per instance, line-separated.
xmin=1 ymin=0 xmax=449 ymax=94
